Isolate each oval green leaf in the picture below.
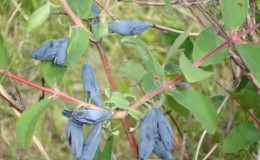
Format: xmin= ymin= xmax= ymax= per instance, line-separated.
xmin=66 ymin=0 xmax=92 ymax=19
xmin=222 ymin=0 xmax=248 ymax=31
xmin=16 ymin=98 xmax=53 ymax=148
xmin=141 ymin=72 xmax=160 ymax=93
xmin=223 ymin=124 xmax=260 ymax=153
xmin=192 ymin=27 xmax=228 ymax=66
xmin=236 ymin=44 xmax=260 ymax=83
xmin=91 ymin=23 xmax=109 ymax=42
xmin=119 ymin=60 xmax=147 ymax=81
xmin=121 ymin=37 xmax=165 ymax=80
xmin=66 ymin=28 xmax=89 ymax=66
xmin=27 ymin=3 xmax=50 ymax=32
xmin=41 ymin=61 xmax=67 ymax=87
xmin=172 ymin=89 xmax=217 ymax=134
xmin=180 ymin=54 xmax=213 ymax=83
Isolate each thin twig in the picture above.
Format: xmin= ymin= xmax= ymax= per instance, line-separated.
xmin=61 ymin=0 xmax=91 ymax=34
xmin=180 ymin=112 xmax=192 ymax=160
xmin=0 ymin=71 xmax=103 ymax=111
xmin=95 ymin=42 xmax=117 ymax=91
xmin=94 ymin=0 xmax=118 ymax=21
xmin=94 ymin=41 xmax=139 ymax=158
xmin=165 ymin=110 xmax=183 ymax=138
xmin=151 ymin=24 xmax=199 ymax=36
xmin=194 ymin=96 xmax=229 ymax=160
xmin=202 ymin=143 xmax=219 ymax=160
xmin=248 ymin=111 xmax=260 ymax=126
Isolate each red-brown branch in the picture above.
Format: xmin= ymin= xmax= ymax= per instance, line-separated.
xmin=0 ymin=71 xmax=103 ymax=111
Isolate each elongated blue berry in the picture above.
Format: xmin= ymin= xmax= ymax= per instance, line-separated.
xmin=153 ymin=133 xmax=173 ymax=160
xmin=139 ymin=108 xmax=157 ymax=160
xmin=108 ymin=20 xmax=150 ymax=36
xmin=78 ymin=123 xmax=103 ymax=160
xmin=82 ymin=61 xmax=103 ymax=107
xmin=67 ymin=121 xmax=84 ymax=158
xmin=54 ymin=38 xmax=68 ymax=65
xmin=31 ymin=37 xmax=68 ymax=65
xmin=91 ymin=3 xmax=100 ymax=24
xmin=71 ymin=109 xmax=111 ymax=125
xmin=155 ymin=108 xmax=174 ymax=150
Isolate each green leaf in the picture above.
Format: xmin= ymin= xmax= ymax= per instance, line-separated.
xmin=236 ymin=44 xmax=260 ymax=83
xmin=141 ymin=72 xmax=160 ymax=93
xmin=223 ymin=124 xmax=260 ymax=153
xmin=93 ymin=147 xmax=102 ymax=160
xmin=41 ymin=61 xmax=67 ymax=87
xmin=180 ymin=54 xmax=213 ymax=83
xmin=164 ymin=63 xmax=179 ymax=71
xmin=172 ymin=89 xmax=217 ymax=134
xmin=66 ymin=28 xmax=89 ymax=66
xmin=121 ymin=37 xmax=165 ymax=80
xmin=165 ymin=94 xmax=189 ymax=117
xmin=105 ymin=92 xmax=130 ymax=110
xmin=164 ymin=27 xmax=193 ymax=65
xmin=66 ymin=0 xmax=92 ymax=19
xmin=0 ymin=34 xmax=10 ymax=69
xmin=222 ymin=0 xmax=248 ymax=31
xmin=119 ymin=60 xmax=147 ymax=81
xmin=27 ymin=3 xmax=50 ymax=32
xmin=91 ymin=23 xmax=109 ymax=42
xmin=100 ymin=136 xmax=113 ymax=160
xmin=192 ymin=27 xmax=228 ymax=66
xmin=128 ymin=108 xmax=143 ymax=120
xmin=211 ymin=95 xmax=225 ymax=107
xmin=16 ymin=98 xmax=52 ymax=148
xmin=229 ymin=89 xmax=260 ymax=110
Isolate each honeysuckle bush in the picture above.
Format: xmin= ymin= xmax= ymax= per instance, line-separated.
xmin=0 ymin=0 xmax=260 ymax=159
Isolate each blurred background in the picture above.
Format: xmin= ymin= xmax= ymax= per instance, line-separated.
xmin=0 ymin=0 xmax=259 ymax=159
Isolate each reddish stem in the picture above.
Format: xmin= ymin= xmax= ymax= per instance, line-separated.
xmin=247 ymin=111 xmax=260 ymax=126
xmin=131 ymin=23 xmax=260 ymax=109
xmin=95 ymin=42 xmax=138 ymax=158
xmin=61 ymin=0 xmax=91 ymax=34
xmin=95 ymin=42 xmax=117 ymax=91
xmin=2 ymin=72 xmax=103 ymax=111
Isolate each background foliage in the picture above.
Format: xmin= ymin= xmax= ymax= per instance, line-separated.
xmin=0 ymin=0 xmax=260 ymax=159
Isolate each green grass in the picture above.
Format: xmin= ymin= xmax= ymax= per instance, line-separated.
xmin=0 ymin=0 xmax=259 ymax=159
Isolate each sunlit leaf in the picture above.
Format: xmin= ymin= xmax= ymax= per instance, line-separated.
xmin=192 ymin=27 xmax=228 ymax=66
xmin=172 ymin=89 xmax=217 ymax=134
xmin=121 ymin=37 xmax=165 ymax=80
xmin=27 ymin=3 xmax=50 ymax=32
xmin=164 ymin=27 xmax=193 ymax=64
xmin=119 ymin=60 xmax=147 ymax=81
xmin=66 ymin=0 xmax=92 ymax=19
xmin=141 ymin=72 xmax=160 ymax=93
xmin=236 ymin=44 xmax=260 ymax=83
xmin=66 ymin=28 xmax=89 ymax=66
xmin=16 ymin=98 xmax=52 ymax=148
xmin=91 ymin=23 xmax=109 ymax=42
xmin=223 ymin=124 xmax=260 ymax=153
xmin=105 ymin=92 xmax=130 ymax=110
xmin=222 ymin=0 xmax=248 ymax=30
xmin=180 ymin=54 xmax=213 ymax=83
xmin=41 ymin=61 xmax=67 ymax=87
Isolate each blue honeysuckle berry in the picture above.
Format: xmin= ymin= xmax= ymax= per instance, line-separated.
xmin=31 ymin=37 xmax=68 ymax=65
xmin=108 ymin=20 xmax=150 ymax=36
